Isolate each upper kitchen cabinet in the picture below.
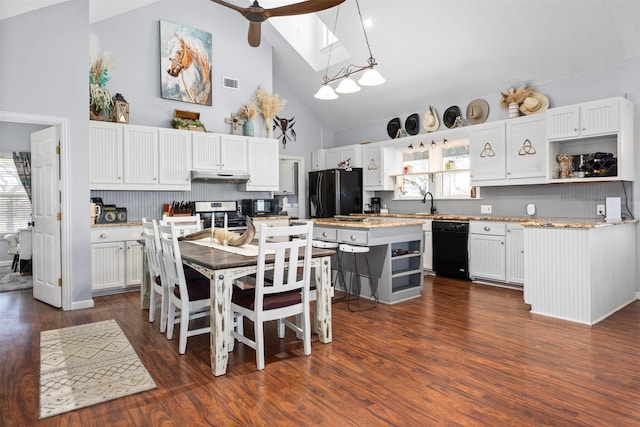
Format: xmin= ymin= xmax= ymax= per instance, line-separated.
xmin=546 ymin=98 xmax=621 ymax=140
xmin=505 ymin=115 xmax=546 ymax=183
xmin=363 ymin=145 xmax=401 ymax=191
xmin=240 ymin=137 xmax=279 ymax=192
xmin=470 ymin=122 xmax=506 ymax=183
xmin=192 ymin=133 xmax=248 ymax=172
xmin=123 ymin=125 xmax=158 ymax=185
xmin=158 ymin=128 xmax=192 ymax=187
xmin=90 ymin=122 xmax=191 ymax=191
xmin=90 ymin=122 xmax=123 ymax=186
xmin=276 ymin=158 xmax=296 ymax=194
xmin=546 ymin=97 xmax=634 ymax=182
xmin=311 ymin=149 xmax=326 ymax=171
xmin=325 ymin=145 xmax=363 ymax=169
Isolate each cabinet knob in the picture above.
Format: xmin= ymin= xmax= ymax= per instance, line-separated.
xmin=582 ymin=127 xmax=586 ymax=131
xmin=322 ymin=232 xmax=327 ymax=237
xmin=100 ymin=233 xmax=108 ymax=238
xmin=501 ymin=241 xmax=504 ymax=245
xmin=484 ymin=226 xmax=490 ymax=231
xmin=573 ymin=128 xmax=578 ymax=132
xmin=350 ymin=235 xmax=356 ymax=240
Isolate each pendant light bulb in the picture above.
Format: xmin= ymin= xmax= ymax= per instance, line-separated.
xmin=314 ymin=85 xmax=339 ymax=100
xmin=335 ymin=77 xmax=361 ymax=94
xmin=358 ymin=68 xmax=385 ymax=86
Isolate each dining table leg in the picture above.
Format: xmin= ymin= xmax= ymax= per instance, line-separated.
xmin=315 ymin=255 xmax=332 ymax=343
xmin=211 ymin=269 xmax=233 ymax=376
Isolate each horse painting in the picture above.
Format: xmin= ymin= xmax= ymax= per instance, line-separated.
xmin=161 ymin=22 xmax=212 ymax=106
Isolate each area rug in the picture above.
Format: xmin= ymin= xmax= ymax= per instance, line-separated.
xmin=0 ymin=265 xmax=32 ymax=293
xmin=40 ymin=319 xmax=156 ymax=419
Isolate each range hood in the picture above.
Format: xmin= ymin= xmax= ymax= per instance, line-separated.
xmin=190 ymin=170 xmax=250 ymax=183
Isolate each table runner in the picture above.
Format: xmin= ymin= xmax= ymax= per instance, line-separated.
xmin=186 ymin=238 xmax=274 ymax=256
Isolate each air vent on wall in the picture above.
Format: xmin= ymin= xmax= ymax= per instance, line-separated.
xmin=223 ymin=77 xmax=239 ymax=90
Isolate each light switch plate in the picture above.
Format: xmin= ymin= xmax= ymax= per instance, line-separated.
xmin=481 ymin=205 xmax=492 ymax=214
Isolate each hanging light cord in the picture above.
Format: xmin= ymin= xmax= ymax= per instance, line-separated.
xmin=356 ymin=0 xmax=375 ymax=65
xmin=322 ymin=5 xmax=341 ymax=84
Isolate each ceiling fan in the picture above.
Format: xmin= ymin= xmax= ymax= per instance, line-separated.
xmin=210 ymin=0 xmax=346 ymax=47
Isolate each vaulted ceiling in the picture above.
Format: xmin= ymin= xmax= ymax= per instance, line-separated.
xmin=4 ymin=0 xmax=640 ymax=133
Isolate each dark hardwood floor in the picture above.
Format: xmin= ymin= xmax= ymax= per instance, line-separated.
xmin=2 ymin=276 xmax=640 ymax=426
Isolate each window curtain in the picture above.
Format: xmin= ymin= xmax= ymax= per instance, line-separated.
xmin=12 ymin=152 xmax=31 ymax=202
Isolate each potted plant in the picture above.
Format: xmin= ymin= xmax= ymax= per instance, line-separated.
xmin=89 ymin=53 xmax=115 ymax=120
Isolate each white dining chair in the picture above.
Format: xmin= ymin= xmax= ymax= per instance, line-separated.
xmin=142 ymin=218 xmax=170 ymax=332
xmin=230 ymin=221 xmax=314 ymax=370
xmin=159 ymin=223 xmax=211 ymax=354
xmin=161 ymin=214 xmax=203 ymax=237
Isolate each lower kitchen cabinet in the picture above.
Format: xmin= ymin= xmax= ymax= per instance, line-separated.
xmin=91 ymin=226 xmax=143 ymax=292
xmin=506 ymin=223 xmax=524 ymax=284
xmin=469 ymin=221 xmax=506 ymax=282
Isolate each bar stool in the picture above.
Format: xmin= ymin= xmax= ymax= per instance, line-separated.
xmin=311 ymin=240 xmax=345 ymax=302
xmin=338 ymin=243 xmax=378 ymax=311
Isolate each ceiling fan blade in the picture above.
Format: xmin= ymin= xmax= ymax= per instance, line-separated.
xmin=265 ymin=0 xmax=346 ymax=18
xmin=210 ymin=0 xmax=247 ymax=15
xmin=248 ymin=21 xmax=262 ymax=47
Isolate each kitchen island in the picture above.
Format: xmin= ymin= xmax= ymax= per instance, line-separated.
xmin=313 ymin=218 xmax=424 ymax=304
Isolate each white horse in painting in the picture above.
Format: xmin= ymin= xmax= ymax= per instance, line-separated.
xmin=165 ymin=32 xmax=211 ymax=105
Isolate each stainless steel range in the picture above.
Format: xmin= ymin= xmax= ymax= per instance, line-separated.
xmin=193 ymin=201 xmax=246 ymax=231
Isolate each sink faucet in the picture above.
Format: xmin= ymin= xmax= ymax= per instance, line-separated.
xmin=422 ymin=191 xmax=436 ymax=214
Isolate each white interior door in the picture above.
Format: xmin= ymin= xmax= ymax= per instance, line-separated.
xmin=31 ymin=126 xmax=61 ymax=307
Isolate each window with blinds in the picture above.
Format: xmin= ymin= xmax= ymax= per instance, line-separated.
xmin=0 ymin=156 xmax=32 ymax=233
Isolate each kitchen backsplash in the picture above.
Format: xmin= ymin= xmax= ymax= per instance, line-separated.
xmin=91 ymin=183 xmax=272 ymax=221
xmin=378 ymin=181 xmax=633 ymax=219
xmin=93 ymin=181 xmax=633 ymax=222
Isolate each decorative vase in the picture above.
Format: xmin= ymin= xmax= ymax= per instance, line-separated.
xmin=243 ymin=119 xmax=254 ymax=137
xmin=508 ymin=102 xmax=520 ymax=118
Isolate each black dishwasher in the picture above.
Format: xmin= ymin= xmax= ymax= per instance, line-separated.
xmin=432 ymin=221 xmax=469 ymax=280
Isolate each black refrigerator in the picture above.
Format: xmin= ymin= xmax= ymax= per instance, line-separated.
xmin=309 ymin=168 xmax=363 ymax=218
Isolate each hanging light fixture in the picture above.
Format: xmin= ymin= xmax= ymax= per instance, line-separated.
xmin=314 ymin=0 xmax=385 ymax=100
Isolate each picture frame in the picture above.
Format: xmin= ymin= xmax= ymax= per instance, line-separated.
xmin=160 ymin=20 xmax=212 ymax=106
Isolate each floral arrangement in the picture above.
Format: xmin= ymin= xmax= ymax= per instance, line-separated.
xmin=89 ymin=53 xmax=115 ymax=119
xmin=499 ymin=85 xmax=533 ymax=109
xmin=255 ymin=86 xmax=287 ymax=137
xmin=239 ymin=102 xmax=258 ymax=120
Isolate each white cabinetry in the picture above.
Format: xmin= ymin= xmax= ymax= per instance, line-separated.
xmin=505 ymin=115 xmax=546 ymax=184
xmin=469 ymin=221 xmax=506 ymax=282
xmin=546 ymin=98 xmax=620 ymax=140
xmin=277 ymin=159 xmax=296 ymax=194
xmin=240 ymin=137 xmax=279 ymax=191
xmin=470 ymin=122 xmax=506 ymax=183
xmin=158 ymin=128 xmax=192 ymax=186
xmin=91 ymin=226 xmax=143 ymax=292
xmin=192 ymin=133 xmax=248 ymax=172
xmin=90 ymin=122 xmax=190 ymax=191
xmin=363 ymin=145 xmax=400 ymax=190
xmin=325 ymin=145 xmax=362 ymax=169
xmin=505 ymin=223 xmax=524 ymax=284
xmin=123 ymin=125 xmax=158 ymax=185
xmin=311 ymin=149 xmax=326 ymax=171
xmin=90 ymin=122 xmax=123 ymax=185
xmin=546 ymin=97 xmax=634 ymax=182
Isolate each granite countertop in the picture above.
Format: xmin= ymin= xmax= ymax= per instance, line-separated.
xmin=92 ymin=221 xmax=143 ymax=227
xmin=313 ymin=218 xmax=424 ymax=229
xmin=352 ymin=213 xmax=638 ymax=229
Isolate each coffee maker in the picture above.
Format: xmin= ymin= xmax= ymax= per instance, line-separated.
xmin=371 ymin=197 xmax=381 ymax=214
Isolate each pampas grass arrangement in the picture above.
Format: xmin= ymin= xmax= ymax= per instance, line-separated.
xmin=239 ymin=103 xmax=258 ymax=120
xmin=499 ymin=85 xmax=533 ymax=109
xmin=255 ymin=86 xmax=287 ymax=138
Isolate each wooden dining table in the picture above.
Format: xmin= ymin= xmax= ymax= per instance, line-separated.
xmin=177 ymin=240 xmax=335 ymax=376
